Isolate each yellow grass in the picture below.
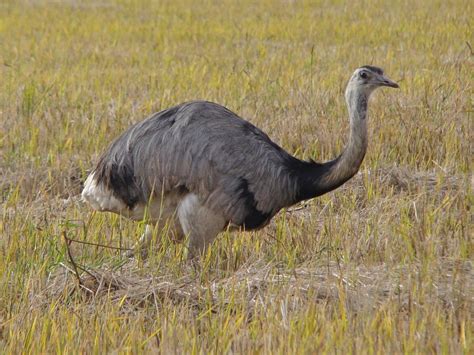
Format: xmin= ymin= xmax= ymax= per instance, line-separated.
xmin=0 ymin=0 xmax=472 ymax=352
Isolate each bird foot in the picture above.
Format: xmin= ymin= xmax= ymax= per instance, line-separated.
xmin=123 ymin=246 xmax=149 ymax=260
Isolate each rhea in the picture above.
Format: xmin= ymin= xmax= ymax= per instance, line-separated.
xmin=82 ymin=66 xmax=399 ymax=258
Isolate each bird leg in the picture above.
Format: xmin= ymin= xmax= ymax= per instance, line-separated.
xmin=125 ymin=216 xmax=186 ymax=259
xmin=124 ymin=224 xmax=154 ymax=259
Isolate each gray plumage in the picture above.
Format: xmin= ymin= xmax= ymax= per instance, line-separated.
xmin=82 ymin=65 xmax=398 ymax=257
xmin=94 ymin=101 xmax=302 ymax=228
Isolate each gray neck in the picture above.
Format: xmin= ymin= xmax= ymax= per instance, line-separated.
xmin=294 ymin=86 xmax=369 ymax=200
xmin=334 ymin=88 xmax=369 ymax=178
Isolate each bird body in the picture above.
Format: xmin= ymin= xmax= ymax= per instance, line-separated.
xmin=83 ymin=101 xmax=305 ymax=227
xmin=82 ymin=66 xmax=398 ymax=257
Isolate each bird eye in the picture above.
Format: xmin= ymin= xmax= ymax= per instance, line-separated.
xmin=359 ymin=71 xmax=368 ymax=79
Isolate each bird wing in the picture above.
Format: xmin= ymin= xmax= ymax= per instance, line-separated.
xmin=95 ymin=101 xmax=300 ymax=229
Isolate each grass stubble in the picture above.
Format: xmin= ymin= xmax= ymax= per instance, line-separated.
xmin=0 ymin=0 xmax=472 ymax=353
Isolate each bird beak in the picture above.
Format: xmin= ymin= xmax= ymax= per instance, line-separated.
xmin=379 ymin=75 xmax=399 ymax=88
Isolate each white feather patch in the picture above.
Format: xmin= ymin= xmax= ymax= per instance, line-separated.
xmin=81 ymin=172 xmax=128 ymax=213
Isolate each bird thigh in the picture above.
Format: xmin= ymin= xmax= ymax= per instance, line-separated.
xmin=177 ymin=193 xmax=226 ymax=257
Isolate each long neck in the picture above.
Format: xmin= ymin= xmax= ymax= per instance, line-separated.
xmin=292 ymin=86 xmax=369 ymax=201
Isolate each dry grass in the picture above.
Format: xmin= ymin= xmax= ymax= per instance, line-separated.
xmin=0 ymin=0 xmax=472 ymax=353
xmin=39 ymin=257 xmax=472 ymax=320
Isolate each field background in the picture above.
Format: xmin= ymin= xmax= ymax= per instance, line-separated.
xmin=0 ymin=0 xmax=472 ymax=353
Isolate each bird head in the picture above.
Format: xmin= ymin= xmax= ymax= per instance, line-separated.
xmin=346 ymin=65 xmax=399 ymax=98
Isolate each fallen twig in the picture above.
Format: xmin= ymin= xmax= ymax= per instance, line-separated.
xmin=60 ymin=235 xmax=132 ymax=252
xmin=62 ymin=231 xmax=83 ymax=287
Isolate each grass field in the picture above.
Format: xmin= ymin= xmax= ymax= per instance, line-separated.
xmin=0 ymin=0 xmax=472 ymax=352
